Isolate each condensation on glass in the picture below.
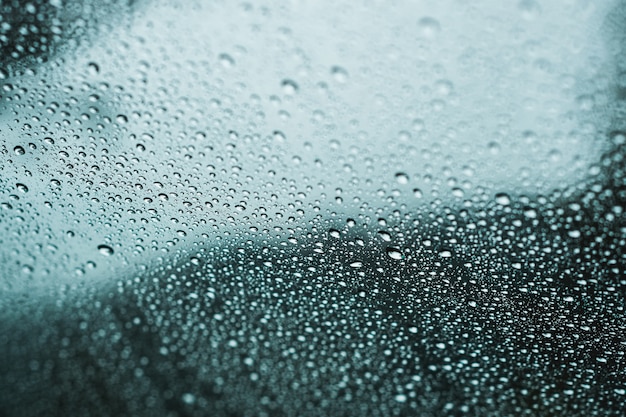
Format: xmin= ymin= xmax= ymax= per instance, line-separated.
xmin=1 ymin=1 xmax=625 ymax=416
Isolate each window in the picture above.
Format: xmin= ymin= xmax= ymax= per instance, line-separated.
xmin=1 ymin=1 xmax=625 ymax=416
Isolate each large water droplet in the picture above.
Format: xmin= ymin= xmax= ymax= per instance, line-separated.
xmin=495 ymin=193 xmax=511 ymax=206
xmin=386 ymin=247 xmax=403 ymax=260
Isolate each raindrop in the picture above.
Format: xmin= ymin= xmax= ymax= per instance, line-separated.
xmin=495 ymin=193 xmax=511 ymax=206
xmin=16 ymin=183 xmax=29 ymax=193
xmin=14 ymin=146 xmax=25 ymax=155
xmin=273 ymin=130 xmax=286 ymax=142
xmin=87 ymin=62 xmax=100 ymax=75
xmin=331 ymin=66 xmax=348 ymax=83
xmin=182 ymin=393 xmax=196 ymax=405
xmin=97 ymin=245 xmax=114 ymax=256
xmin=281 ymin=79 xmax=299 ymax=95
xmin=219 ymin=53 xmax=235 ymax=68
xmin=523 ymin=207 xmax=537 ymax=218
xmin=386 ymin=247 xmax=403 ymax=260
xmin=418 ymin=17 xmax=441 ymax=37
xmin=568 ymin=230 xmax=581 ymax=238
xmin=395 ymin=172 xmax=409 ymax=184
xmin=394 ymin=394 xmax=407 ymax=403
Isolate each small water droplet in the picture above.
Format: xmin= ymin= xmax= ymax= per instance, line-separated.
xmin=219 ymin=53 xmax=235 ymax=68
xmin=273 ymin=130 xmax=286 ymax=142
xmin=394 ymin=394 xmax=407 ymax=403
xmin=281 ymin=79 xmax=298 ymax=95
xmin=395 ymin=172 xmax=409 ymax=184
xmin=331 ymin=66 xmax=348 ymax=83
xmin=87 ymin=62 xmax=100 ymax=75
xmin=350 ymin=261 xmax=363 ymax=268
xmin=418 ymin=17 xmax=441 ymax=38
xmin=116 ymin=114 xmax=128 ymax=124
xmin=452 ymin=188 xmax=464 ymax=198
xmin=182 ymin=393 xmax=196 ymax=405
xmin=98 ymin=244 xmax=114 ymax=256
xmin=14 ymin=146 xmax=25 ymax=155
xmin=16 ymin=183 xmax=28 ymax=193
xmin=567 ymin=230 xmax=581 ymax=238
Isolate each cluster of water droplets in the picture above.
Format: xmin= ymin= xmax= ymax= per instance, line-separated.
xmin=1 ymin=0 xmax=625 ymax=416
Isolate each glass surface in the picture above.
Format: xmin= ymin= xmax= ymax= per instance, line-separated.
xmin=1 ymin=1 xmax=625 ymax=416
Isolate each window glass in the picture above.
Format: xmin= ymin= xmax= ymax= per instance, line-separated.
xmin=1 ymin=1 xmax=625 ymax=416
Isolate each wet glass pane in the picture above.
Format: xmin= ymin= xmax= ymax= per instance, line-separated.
xmin=1 ymin=1 xmax=625 ymax=416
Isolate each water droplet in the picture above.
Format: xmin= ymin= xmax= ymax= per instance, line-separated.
xmin=523 ymin=207 xmax=537 ymax=218
xmin=273 ymin=130 xmax=286 ymax=142
xmin=116 ymin=114 xmax=128 ymax=124
xmin=219 ymin=53 xmax=235 ymax=68
xmin=16 ymin=183 xmax=28 ymax=193
xmin=394 ymin=394 xmax=407 ymax=403
xmin=452 ymin=188 xmax=464 ymax=198
xmin=331 ymin=66 xmax=348 ymax=83
xmin=14 ymin=146 xmax=25 ymax=155
xmin=329 ymin=229 xmax=340 ymax=238
xmin=350 ymin=261 xmax=363 ymax=268
xmin=418 ymin=17 xmax=441 ymax=38
xmin=98 ymin=244 xmax=114 ymax=256
xmin=182 ymin=393 xmax=196 ymax=405
xmin=495 ymin=193 xmax=511 ymax=206
xmin=87 ymin=62 xmax=100 ymax=75
xmin=386 ymin=247 xmax=403 ymax=260
xmin=439 ymin=250 xmax=452 ymax=258
xmin=395 ymin=172 xmax=409 ymax=184
xmin=281 ymin=79 xmax=299 ymax=95
xmin=568 ymin=230 xmax=581 ymax=238
xmin=519 ymin=0 xmax=542 ymax=20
